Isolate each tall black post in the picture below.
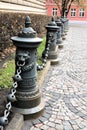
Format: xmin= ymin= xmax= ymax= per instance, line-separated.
xmin=42 ymin=17 xmax=59 ymax=65
xmin=11 ymin=16 xmax=44 ymax=115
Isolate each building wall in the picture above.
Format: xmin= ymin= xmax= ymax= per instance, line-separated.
xmin=68 ymin=5 xmax=87 ymax=21
xmin=0 ymin=0 xmax=46 ymax=14
xmin=46 ymin=0 xmax=87 ymax=21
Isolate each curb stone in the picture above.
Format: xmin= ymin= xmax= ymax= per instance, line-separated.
xmin=38 ymin=61 xmax=50 ymax=88
xmin=6 ymin=113 xmax=24 ymax=130
xmin=5 ymin=61 xmax=51 ymax=130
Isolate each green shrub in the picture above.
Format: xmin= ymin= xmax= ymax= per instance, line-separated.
xmin=0 ymin=12 xmax=51 ymax=51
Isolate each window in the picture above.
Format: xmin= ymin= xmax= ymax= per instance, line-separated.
xmin=64 ymin=10 xmax=68 ymax=17
xmin=52 ymin=8 xmax=57 ymax=16
xmin=71 ymin=9 xmax=76 ymax=17
xmin=79 ymin=9 xmax=84 ymax=17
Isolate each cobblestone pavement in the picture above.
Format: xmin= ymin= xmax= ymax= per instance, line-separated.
xmin=21 ymin=24 xmax=87 ymax=130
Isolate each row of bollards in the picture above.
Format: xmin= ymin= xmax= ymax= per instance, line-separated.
xmin=0 ymin=15 xmax=69 ymax=128
xmin=44 ymin=16 xmax=69 ymax=65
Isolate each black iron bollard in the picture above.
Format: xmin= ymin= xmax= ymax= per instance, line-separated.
xmin=60 ymin=17 xmax=69 ymax=35
xmin=55 ymin=18 xmax=63 ymax=45
xmin=11 ymin=16 xmax=44 ymax=115
xmin=42 ymin=17 xmax=59 ymax=65
xmin=60 ymin=17 xmax=66 ymax=40
xmin=65 ymin=17 xmax=69 ymax=31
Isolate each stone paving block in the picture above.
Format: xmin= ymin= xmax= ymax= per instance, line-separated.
xmin=69 ymin=120 xmax=77 ymax=125
xmin=39 ymin=116 xmax=47 ymax=123
xmin=47 ymin=122 xmax=56 ymax=127
xmin=40 ymin=125 xmax=49 ymax=130
xmin=43 ymin=112 xmax=51 ymax=119
xmin=63 ymin=121 xmax=73 ymax=130
xmin=49 ymin=117 xmax=55 ymax=122
xmin=55 ymin=124 xmax=63 ymax=130
xmin=32 ymin=119 xmax=41 ymax=125
xmin=72 ymin=125 xmax=79 ymax=130
xmin=77 ymin=123 xmax=85 ymax=129
xmin=49 ymin=128 xmax=56 ymax=130
xmin=81 ymin=128 xmax=87 ymax=130
xmin=55 ymin=119 xmax=62 ymax=124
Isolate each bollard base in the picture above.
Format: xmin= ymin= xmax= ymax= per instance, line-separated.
xmin=24 ymin=108 xmax=44 ymax=120
xmin=62 ymin=36 xmax=66 ymax=40
xmin=48 ymin=46 xmax=58 ymax=60
xmin=50 ymin=58 xmax=59 ymax=65
xmin=48 ymin=51 xmax=58 ymax=59
xmin=12 ymin=98 xmax=45 ymax=116
xmin=57 ymin=37 xmax=62 ymax=45
xmin=58 ymin=43 xmax=64 ymax=49
xmin=48 ymin=46 xmax=59 ymax=65
xmin=62 ymin=33 xmax=66 ymax=40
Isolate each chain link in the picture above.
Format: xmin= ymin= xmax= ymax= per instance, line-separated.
xmin=6 ymin=102 xmax=11 ymax=111
xmin=17 ymin=67 xmax=21 ymax=74
xmin=0 ymin=61 xmax=25 ymax=128
xmin=0 ymin=126 xmax=3 ymax=130
xmin=37 ymin=40 xmax=51 ymax=71
xmin=12 ymin=82 xmax=18 ymax=89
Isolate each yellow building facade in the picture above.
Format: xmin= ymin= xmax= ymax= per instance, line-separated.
xmin=0 ymin=0 xmax=46 ymax=14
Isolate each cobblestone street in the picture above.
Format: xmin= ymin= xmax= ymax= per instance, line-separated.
xmin=21 ymin=23 xmax=87 ymax=130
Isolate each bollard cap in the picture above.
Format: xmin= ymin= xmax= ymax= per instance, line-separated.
xmin=46 ymin=17 xmax=58 ymax=30
xmin=18 ymin=16 xmax=36 ymax=38
xmin=56 ymin=17 xmax=62 ymax=26
xmin=11 ymin=16 xmax=42 ymax=48
xmin=48 ymin=17 xmax=57 ymax=26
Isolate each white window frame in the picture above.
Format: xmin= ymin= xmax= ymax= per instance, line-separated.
xmin=79 ymin=8 xmax=85 ymax=17
xmin=71 ymin=8 xmax=76 ymax=17
xmin=52 ymin=8 xmax=57 ymax=16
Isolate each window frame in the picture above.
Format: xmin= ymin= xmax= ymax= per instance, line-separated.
xmin=71 ymin=8 xmax=76 ymax=17
xmin=79 ymin=8 xmax=85 ymax=17
xmin=52 ymin=8 xmax=57 ymax=16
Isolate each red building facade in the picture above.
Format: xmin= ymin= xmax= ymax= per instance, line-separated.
xmin=46 ymin=0 xmax=87 ymax=21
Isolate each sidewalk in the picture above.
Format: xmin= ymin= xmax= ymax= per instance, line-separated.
xmin=69 ymin=20 xmax=87 ymax=24
xmin=21 ymin=23 xmax=87 ymax=130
